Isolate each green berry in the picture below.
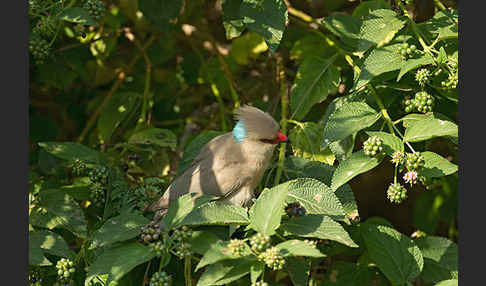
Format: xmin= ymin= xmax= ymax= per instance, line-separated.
xmin=258 ymin=247 xmax=286 ymax=270
xmin=390 ymin=151 xmax=404 ymax=165
xmin=412 ymin=91 xmax=434 ymax=113
xmin=83 ymin=0 xmax=106 ymax=21
xmin=250 ymin=233 xmax=271 ymax=253
xmin=405 ymin=152 xmax=425 ymax=171
xmin=29 ymin=32 xmax=50 ymax=65
xmin=149 ymin=271 xmax=172 ymax=286
xmin=362 ymin=136 xmax=384 ymax=157
xmin=226 ymin=239 xmax=246 ymax=256
xmin=415 ymin=68 xmax=430 ymax=86
xmin=387 ymin=183 xmax=408 ymax=204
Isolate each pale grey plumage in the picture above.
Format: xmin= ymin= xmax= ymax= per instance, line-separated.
xmin=145 ymin=105 xmax=285 ymax=215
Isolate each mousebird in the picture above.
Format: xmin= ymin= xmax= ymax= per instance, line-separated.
xmin=145 ymin=105 xmax=288 ymax=219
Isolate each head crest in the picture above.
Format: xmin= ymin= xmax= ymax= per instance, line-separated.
xmin=233 ymin=105 xmax=280 ymax=141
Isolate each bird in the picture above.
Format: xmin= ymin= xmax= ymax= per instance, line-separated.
xmin=145 ymin=105 xmax=288 ymax=220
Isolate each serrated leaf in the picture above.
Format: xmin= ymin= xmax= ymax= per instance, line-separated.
xmin=178 ymin=201 xmax=249 ymax=226
xmin=163 ymin=193 xmax=217 ymax=230
xmin=334 ymin=184 xmax=359 ymax=222
xmin=420 ymin=152 xmax=458 ymax=178
xmin=365 ymin=131 xmax=404 ymax=155
xmin=352 ymin=0 xmax=390 ymax=19
xmin=98 ymin=92 xmax=141 ymax=143
xmin=415 ymin=236 xmax=458 ymax=283
xmin=85 ymin=242 xmax=155 ymax=286
xmin=30 ymin=230 xmax=75 ymax=259
xmin=361 ymin=223 xmax=423 ymax=285
xmin=188 ymin=230 xmax=224 ymax=255
xmin=128 ymin=128 xmax=177 ymax=149
xmin=321 ymin=14 xmax=361 ymax=51
xmin=354 ymin=43 xmax=403 ymax=90
xmin=249 ymin=183 xmax=289 ymax=236
xmin=58 ymin=7 xmax=97 ymax=26
xmin=39 ymin=189 xmax=87 ymax=238
xmin=331 ymin=150 xmax=382 ymax=191
xmin=329 ymin=134 xmax=356 ymax=162
xmin=290 ymin=55 xmax=340 ymax=120
xmin=89 ymin=212 xmax=150 ymax=249
xmin=282 ymin=214 xmax=358 ymax=247
xmin=419 ymin=9 xmax=458 ymax=41
xmin=38 ymin=142 xmax=103 ymax=164
xmin=321 ymin=101 xmax=381 ymax=151
xmin=356 ymin=9 xmax=406 ymax=55
xmin=138 ymin=0 xmax=182 ymax=31
xmin=240 ymin=0 xmax=288 ymax=53
xmin=403 ymin=118 xmax=458 ymax=142
xmin=197 ymin=258 xmax=256 ymax=286
xmin=177 ymin=131 xmax=224 ymax=176
xmin=397 ymin=53 xmax=435 ymax=81
xmin=286 ymin=257 xmax=311 ymax=286
xmin=434 ymin=279 xmax=458 ymax=286
xmin=277 ymin=239 xmax=326 ymax=257
xmin=196 ymin=240 xmax=252 ymax=271
xmin=288 ymin=122 xmax=335 ymax=165
xmin=222 ymin=0 xmax=246 ymax=39
xmin=287 ymin=178 xmax=346 ymax=221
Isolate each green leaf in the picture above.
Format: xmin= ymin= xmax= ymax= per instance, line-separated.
xmin=286 ymin=178 xmax=346 ymax=221
xmin=85 ymin=242 xmax=156 ymax=286
xmin=281 ymin=214 xmax=358 ymax=247
xmin=188 ymin=230 xmax=224 ymax=255
xmin=352 ymin=0 xmax=390 ymax=19
xmin=38 ymin=142 xmax=103 ymax=164
xmin=361 ymin=223 xmax=424 ymax=285
xmin=222 ymin=0 xmax=246 ymax=39
xmin=397 ymin=53 xmax=435 ymax=81
xmin=286 ymin=257 xmax=311 ymax=286
xmin=58 ymin=7 xmax=97 ymax=26
xmin=434 ymin=279 xmax=458 ymax=286
xmin=420 ymin=152 xmax=458 ymax=178
xmin=39 ymin=188 xmax=87 ymax=238
xmin=197 ymin=258 xmax=256 ymax=286
xmin=178 ymin=201 xmax=249 ymax=226
xmin=365 ymin=131 xmax=404 ymax=155
xmin=356 ymin=9 xmax=406 ymax=55
xmin=138 ymin=0 xmax=182 ymax=31
xmin=288 ymin=122 xmax=335 ymax=165
xmin=98 ymin=92 xmax=141 ymax=143
xmin=30 ymin=230 xmax=75 ymax=259
xmin=354 ymin=43 xmax=403 ymax=90
xmin=290 ymin=55 xmax=340 ymax=120
xmin=89 ymin=212 xmax=150 ymax=249
xmin=250 ymin=262 xmax=265 ymax=284
xmin=403 ymin=118 xmax=458 ymax=142
xmin=290 ymin=34 xmax=332 ymax=63
xmin=229 ymin=32 xmax=268 ymax=65
xmin=419 ymin=9 xmax=458 ymax=41
xmin=29 ymin=233 xmax=52 ymax=266
xmin=415 ymin=236 xmax=458 ymax=283
xmin=321 ymin=14 xmax=361 ymax=51
xmin=196 ymin=240 xmax=252 ymax=271
xmin=284 ymin=156 xmax=335 ymax=184
xmin=240 ymin=0 xmax=288 ymax=53
xmin=248 ymin=183 xmax=289 ymax=236
xmin=335 ymin=184 xmax=359 ymax=222
xmin=331 ymin=150 xmax=383 ymax=191
xmin=323 ymin=261 xmax=375 ymax=286
xmin=163 ymin=193 xmax=217 ymax=229
xmin=177 ymin=131 xmax=224 ymax=176
xmin=329 ymin=134 xmax=356 ymax=162
xmin=276 ymin=239 xmax=326 ymax=257
xmin=128 ymin=128 xmax=177 ymax=149
xmin=321 ymin=101 xmax=381 ymax=151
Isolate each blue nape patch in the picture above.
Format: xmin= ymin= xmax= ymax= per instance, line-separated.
xmin=232 ymin=120 xmax=246 ymax=142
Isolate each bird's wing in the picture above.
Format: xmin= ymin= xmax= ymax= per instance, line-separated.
xmin=146 ymin=133 xmax=252 ymax=212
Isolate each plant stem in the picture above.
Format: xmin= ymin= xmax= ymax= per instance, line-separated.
xmin=184 ymin=256 xmax=192 ymax=286
xmin=134 ymin=37 xmax=153 ymax=131
xmin=274 ymin=62 xmax=289 ymax=186
xmin=368 ymin=85 xmax=394 ymax=134
xmin=432 ymin=0 xmax=447 ymax=11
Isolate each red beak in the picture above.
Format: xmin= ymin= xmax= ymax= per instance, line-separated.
xmin=277 ymin=130 xmax=289 ymax=143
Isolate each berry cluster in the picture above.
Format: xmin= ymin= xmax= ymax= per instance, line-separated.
xmin=387 ymin=183 xmax=408 ymax=204
xmin=149 ymin=241 xmax=164 ymax=256
xmin=56 ymin=258 xmax=75 ymax=284
xmin=29 ymin=267 xmax=44 ymax=286
xmin=29 ymin=32 xmax=50 ymax=65
xmin=37 ymin=15 xmax=57 ymax=38
xmin=172 ymin=226 xmax=193 ymax=258
xmin=140 ymin=221 xmax=162 ymax=245
xmin=89 ymin=187 xmax=105 ymax=208
xmin=252 ymin=281 xmax=269 ymax=286
xmin=83 ymin=0 xmax=106 ymax=21
xmin=133 ymin=178 xmax=164 ymax=210
xmin=401 ymin=0 xmax=414 ymax=5
xmin=149 ymin=271 xmax=172 ymax=286
xmin=397 ymin=43 xmax=417 ymax=59
xmin=304 ymin=239 xmax=318 ymax=248
xmin=250 ymin=233 xmax=271 ymax=253
xmin=226 ymin=239 xmax=246 ymax=256
xmin=390 ymin=151 xmax=405 ymax=165
xmin=404 ymin=92 xmax=435 ymax=113
xmin=285 ymin=202 xmax=306 ymax=216
xmin=405 ymin=152 xmax=425 ymax=171
xmin=88 ymin=166 xmax=109 ymax=185
xmin=441 ymin=63 xmax=458 ymax=89
xmin=415 ymin=68 xmax=430 ymax=87
xmin=258 ymin=246 xmax=286 ymax=270
xmin=363 ymin=136 xmax=384 ymax=157
xmin=71 ymin=158 xmax=88 ymax=177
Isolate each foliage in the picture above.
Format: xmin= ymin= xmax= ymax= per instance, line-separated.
xmin=29 ymin=0 xmax=458 ymax=285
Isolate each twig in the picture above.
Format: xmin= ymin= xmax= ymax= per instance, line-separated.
xmin=274 ymin=60 xmax=289 ymax=186
xmin=77 ymin=35 xmax=156 ymax=142
xmin=432 ymin=0 xmax=447 ymax=11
